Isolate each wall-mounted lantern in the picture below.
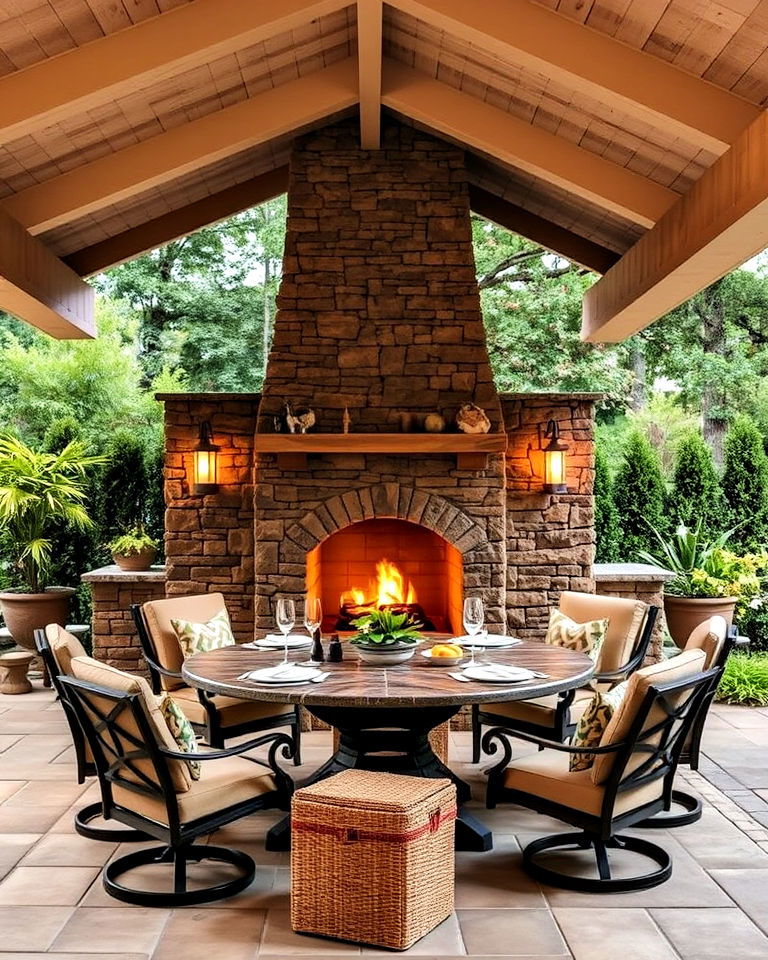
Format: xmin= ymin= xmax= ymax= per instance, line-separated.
xmin=193 ymin=421 xmax=219 ymax=495
xmin=543 ymin=419 xmax=568 ymax=493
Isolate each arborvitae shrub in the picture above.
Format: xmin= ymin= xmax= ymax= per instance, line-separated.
xmin=722 ymin=417 xmax=768 ymax=552
xmin=667 ymin=432 xmax=725 ymax=538
xmin=612 ymin=431 xmax=667 ymax=560
xmin=99 ymin=429 xmax=150 ymax=541
xmin=594 ymin=444 xmax=621 ymax=562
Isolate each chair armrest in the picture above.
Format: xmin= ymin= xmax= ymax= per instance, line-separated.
xmin=142 ymin=651 xmax=185 ymax=682
xmin=158 ymin=731 xmax=296 ymax=775
xmin=481 ymin=724 xmax=628 ymax=777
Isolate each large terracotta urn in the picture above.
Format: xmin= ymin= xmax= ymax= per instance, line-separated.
xmin=663 ymin=595 xmax=737 ymax=649
xmin=0 ymin=587 xmax=76 ymax=651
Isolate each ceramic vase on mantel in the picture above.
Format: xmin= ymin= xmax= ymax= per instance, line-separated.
xmin=663 ymin=595 xmax=737 ymax=649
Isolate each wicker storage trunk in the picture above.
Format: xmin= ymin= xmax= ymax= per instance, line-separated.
xmin=291 ymin=770 xmax=457 ymax=950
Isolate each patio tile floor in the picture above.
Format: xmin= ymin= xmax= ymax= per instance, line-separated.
xmin=2 ymin=687 xmax=768 ymax=958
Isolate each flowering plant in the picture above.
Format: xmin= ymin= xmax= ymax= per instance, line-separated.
xmin=349 ymin=609 xmax=422 ymax=646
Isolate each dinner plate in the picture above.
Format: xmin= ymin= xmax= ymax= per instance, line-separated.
xmin=243 ymin=665 xmax=322 ymax=684
xmin=452 ymin=635 xmax=523 ymax=648
xmin=245 ymin=635 xmax=313 ymax=650
xmin=461 ymin=664 xmax=536 ymax=683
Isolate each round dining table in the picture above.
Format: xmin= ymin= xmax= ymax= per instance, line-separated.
xmin=182 ymin=638 xmax=594 ymax=852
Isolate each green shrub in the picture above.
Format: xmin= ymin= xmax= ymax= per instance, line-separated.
xmin=666 ymin=432 xmax=725 ymax=538
xmin=716 ymin=651 xmax=768 ymax=706
xmin=722 ymin=417 xmax=768 ymax=552
xmin=737 ymin=601 xmax=768 ymax=653
xmin=594 ymin=444 xmax=620 ymax=562
xmin=612 ymin=430 xmax=667 ymax=561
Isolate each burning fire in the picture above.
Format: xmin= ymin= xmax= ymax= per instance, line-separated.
xmin=341 ymin=558 xmax=417 ymax=609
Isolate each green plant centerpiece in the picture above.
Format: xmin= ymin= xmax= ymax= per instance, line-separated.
xmin=108 ymin=526 xmax=158 ymax=572
xmin=350 ymin=609 xmax=423 ymax=665
xmin=640 ymin=522 xmax=767 ymax=647
xmin=0 ymin=435 xmax=104 ymax=649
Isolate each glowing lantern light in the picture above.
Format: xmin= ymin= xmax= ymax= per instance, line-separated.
xmin=543 ymin=419 xmax=568 ymax=493
xmin=193 ymin=421 xmax=219 ymax=495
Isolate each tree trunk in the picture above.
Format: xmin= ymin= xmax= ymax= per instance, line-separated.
xmin=628 ymin=342 xmax=647 ymax=412
xmin=699 ymin=282 xmax=728 ymax=466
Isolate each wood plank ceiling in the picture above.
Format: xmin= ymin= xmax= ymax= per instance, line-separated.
xmin=0 ymin=0 xmax=766 ymax=339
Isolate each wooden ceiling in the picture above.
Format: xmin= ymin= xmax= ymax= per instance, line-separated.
xmin=0 ymin=0 xmax=767 ymax=342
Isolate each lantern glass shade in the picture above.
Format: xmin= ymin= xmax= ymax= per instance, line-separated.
xmin=543 ymin=420 xmax=568 ymax=493
xmin=193 ymin=422 xmax=219 ymax=495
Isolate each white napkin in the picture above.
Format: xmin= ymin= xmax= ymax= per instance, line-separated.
xmin=262 ymin=634 xmax=311 ymax=644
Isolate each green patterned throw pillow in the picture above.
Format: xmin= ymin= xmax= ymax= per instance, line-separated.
xmin=171 ymin=608 xmax=235 ymax=657
xmin=545 ymin=608 xmax=608 ymax=664
xmin=159 ymin=695 xmax=201 ymax=780
xmin=569 ymin=681 xmax=629 ymax=772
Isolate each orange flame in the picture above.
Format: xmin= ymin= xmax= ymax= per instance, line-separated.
xmin=340 ymin=558 xmax=417 ymax=609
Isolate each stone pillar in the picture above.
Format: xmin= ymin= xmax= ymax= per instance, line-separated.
xmin=593 ymin=562 xmax=675 ymax=663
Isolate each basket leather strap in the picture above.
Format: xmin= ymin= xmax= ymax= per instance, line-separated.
xmin=293 ymin=805 xmax=457 ymax=844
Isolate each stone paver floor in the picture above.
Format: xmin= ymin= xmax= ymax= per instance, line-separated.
xmin=2 ymin=686 xmax=768 ymax=959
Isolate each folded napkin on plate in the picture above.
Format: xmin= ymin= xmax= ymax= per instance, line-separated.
xmin=262 ymin=634 xmax=310 ymax=643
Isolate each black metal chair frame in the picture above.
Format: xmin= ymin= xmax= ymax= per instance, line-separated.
xmin=131 ymin=602 xmax=302 ymax=762
xmin=34 ymin=626 xmax=151 ymax=843
xmin=60 ymin=674 xmax=294 ymax=907
xmin=472 ymin=604 xmax=659 ymax=763
xmin=483 ymin=666 xmax=719 ymax=893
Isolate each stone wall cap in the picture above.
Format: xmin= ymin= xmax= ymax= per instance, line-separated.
xmin=499 ymin=391 xmax=604 ymax=400
xmin=81 ymin=565 xmax=168 ymax=583
xmin=593 ymin=562 xmax=676 ymax=582
xmin=155 ymin=392 xmax=261 ymax=401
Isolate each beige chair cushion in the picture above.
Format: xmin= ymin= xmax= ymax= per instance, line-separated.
xmin=591 ymin=648 xmax=707 ymax=785
xmin=70 ymin=655 xmax=191 ymax=792
xmin=141 ymin=593 xmax=228 ymax=691
xmin=559 ymin=591 xmax=648 ymax=674
xmin=502 ymin=750 xmax=663 ymax=817
xmin=170 ymin=685 xmax=292 ymax=728
xmin=484 ymin=686 xmax=595 ymax=727
xmin=112 ymin=755 xmax=276 ymax=826
xmin=685 ymin=616 xmax=728 ymax=669
xmin=45 ymin=624 xmax=87 ymax=677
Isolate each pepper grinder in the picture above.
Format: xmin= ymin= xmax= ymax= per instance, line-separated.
xmin=310 ymin=627 xmax=325 ymax=664
xmin=328 ymin=632 xmax=343 ymax=662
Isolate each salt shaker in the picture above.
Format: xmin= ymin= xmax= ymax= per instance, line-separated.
xmin=310 ymin=628 xmax=325 ymax=664
xmin=328 ymin=632 xmax=343 ymax=662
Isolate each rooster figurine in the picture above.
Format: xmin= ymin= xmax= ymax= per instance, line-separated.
xmin=285 ymin=401 xmax=316 ymax=434
xmin=456 ymin=402 xmax=491 ymax=434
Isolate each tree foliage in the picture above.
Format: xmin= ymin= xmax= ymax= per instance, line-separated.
xmin=722 ymin=417 xmax=768 ymax=551
xmin=612 ymin=431 xmax=667 ymax=561
xmin=666 ymin=432 xmax=724 ymax=537
xmin=594 ymin=444 xmax=620 ymax=562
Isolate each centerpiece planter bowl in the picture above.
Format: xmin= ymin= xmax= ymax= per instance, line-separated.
xmin=349 ymin=608 xmax=423 ymax=667
xmin=354 ymin=642 xmax=419 ymax=665
xmin=0 ymin=586 xmax=76 ymax=651
xmin=663 ymin=595 xmax=737 ymax=649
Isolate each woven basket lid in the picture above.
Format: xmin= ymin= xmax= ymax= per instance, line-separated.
xmin=295 ymin=770 xmax=455 ymax=811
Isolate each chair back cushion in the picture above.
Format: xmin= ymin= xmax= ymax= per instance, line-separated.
xmin=44 ymin=623 xmax=87 ymax=677
xmin=559 ymin=591 xmax=648 ymax=674
xmin=684 ymin=616 xmax=728 ymax=669
xmin=70 ymin=655 xmax=191 ymax=792
xmin=141 ymin=593 xmax=227 ymax=690
xmin=590 ymin=648 xmax=706 ymax=785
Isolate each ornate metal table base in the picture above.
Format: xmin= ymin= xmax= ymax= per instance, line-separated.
xmin=266 ymin=704 xmax=493 ymax=852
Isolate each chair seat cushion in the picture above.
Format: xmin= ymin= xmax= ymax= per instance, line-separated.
xmin=113 ymin=754 xmax=277 ymax=826
xmin=483 ymin=687 xmax=594 ymax=728
xmin=502 ymin=750 xmax=662 ymax=817
xmin=170 ymin=686 xmax=293 ymax=728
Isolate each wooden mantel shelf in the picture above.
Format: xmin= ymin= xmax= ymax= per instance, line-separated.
xmin=254 ymin=432 xmax=507 ymax=470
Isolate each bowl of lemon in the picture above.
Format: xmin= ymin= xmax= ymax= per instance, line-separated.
xmin=421 ymin=642 xmax=464 ymax=667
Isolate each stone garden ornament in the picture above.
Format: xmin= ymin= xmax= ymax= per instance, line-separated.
xmin=456 ymin=402 xmax=491 ymax=434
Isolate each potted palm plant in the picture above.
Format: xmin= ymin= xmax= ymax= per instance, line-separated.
xmin=349 ymin=609 xmax=423 ymax=665
xmin=639 ymin=522 xmax=761 ymax=647
xmin=0 ymin=435 xmax=103 ymax=650
xmin=108 ymin=527 xmax=158 ymax=571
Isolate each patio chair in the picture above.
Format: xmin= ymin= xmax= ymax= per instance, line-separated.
xmin=34 ymin=624 xmax=150 ymax=842
xmin=60 ymin=656 xmax=294 ymax=906
xmin=637 ymin=616 xmax=739 ymax=827
xmin=132 ymin=593 xmax=301 ymax=760
xmin=483 ymin=648 xmax=715 ymax=892
xmin=472 ymin=592 xmax=658 ymax=762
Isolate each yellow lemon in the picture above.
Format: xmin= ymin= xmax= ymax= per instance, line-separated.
xmin=431 ymin=643 xmax=462 ymax=658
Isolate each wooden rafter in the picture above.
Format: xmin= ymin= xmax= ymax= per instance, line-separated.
xmin=357 ymin=0 xmax=383 ymax=149
xmin=381 ymin=59 xmax=676 ymax=228
xmin=0 ymin=0 xmax=349 ymax=144
xmin=0 ymin=209 xmax=94 ymax=338
xmin=582 ymin=108 xmax=768 ymax=342
xmin=64 ymin=167 xmax=290 ymax=277
xmin=2 ymin=59 xmax=357 ymax=235
xmin=468 ymin=185 xmax=620 ymax=275
xmin=387 ymin=0 xmax=759 ymax=155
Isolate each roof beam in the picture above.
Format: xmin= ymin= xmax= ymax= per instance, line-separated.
xmin=582 ymin=108 xmax=768 ymax=342
xmin=468 ymin=184 xmax=620 ymax=274
xmin=2 ymin=58 xmax=357 ymax=235
xmin=64 ymin=166 xmax=289 ymax=277
xmin=388 ymin=0 xmax=759 ymax=155
xmin=0 ymin=0 xmax=349 ymax=144
xmin=357 ymin=0 xmax=383 ymax=148
xmin=381 ymin=59 xmax=676 ymax=228
xmin=0 ymin=209 xmax=94 ymax=338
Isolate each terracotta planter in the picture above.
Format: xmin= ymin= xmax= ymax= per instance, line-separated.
xmin=112 ymin=547 xmax=157 ymax=572
xmin=663 ymin=595 xmax=738 ymax=649
xmin=0 ymin=586 xmax=76 ymax=651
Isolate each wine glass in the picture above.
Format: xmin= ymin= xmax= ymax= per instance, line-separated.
xmin=276 ymin=597 xmax=296 ymax=665
xmin=463 ymin=597 xmax=484 ymax=667
xmin=304 ymin=596 xmax=322 ymax=664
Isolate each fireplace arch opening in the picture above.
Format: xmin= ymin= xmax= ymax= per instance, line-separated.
xmin=306 ymin=518 xmax=463 ymax=633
